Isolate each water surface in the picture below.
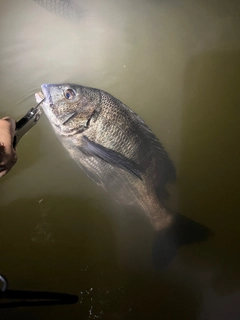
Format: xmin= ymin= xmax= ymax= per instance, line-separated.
xmin=0 ymin=0 xmax=240 ymax=319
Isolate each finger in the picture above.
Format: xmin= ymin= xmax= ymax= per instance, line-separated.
xmin=0 ymin=170 xmax=7 ymax=178
xmin=0 ymin=165 xmax=7 ymax=178
xmin=1 ymin=117 xmax=16 ymax=137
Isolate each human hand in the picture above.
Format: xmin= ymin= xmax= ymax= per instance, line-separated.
xmin=0 ymin=117 xmax=18 ymax=178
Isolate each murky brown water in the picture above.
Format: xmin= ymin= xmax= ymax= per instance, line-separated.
xmin=0 ymin=0 xmax=240 ymax=319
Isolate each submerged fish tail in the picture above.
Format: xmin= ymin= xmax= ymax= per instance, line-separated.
xmin=152 ymin=211 xmax=212 ymax=267
xmin=139 ymin=191 xmax=174 ymax=231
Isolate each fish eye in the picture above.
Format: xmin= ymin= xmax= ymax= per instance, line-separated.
xmin=64 ymin=88 xmax=76 ymax=100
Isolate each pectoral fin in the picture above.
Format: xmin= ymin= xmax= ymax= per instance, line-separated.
xmin=79 ymin=136 xmax=142 ymax=180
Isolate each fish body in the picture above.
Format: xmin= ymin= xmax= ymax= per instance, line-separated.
xmin=36 ymin=83 xmax=176 ymax=231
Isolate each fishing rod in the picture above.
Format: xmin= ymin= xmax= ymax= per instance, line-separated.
xmin=0 ymin=275 xmax=78 ymax=308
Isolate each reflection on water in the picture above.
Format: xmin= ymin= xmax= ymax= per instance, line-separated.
xmin=0 ymin=0 xmax=240 ymax=319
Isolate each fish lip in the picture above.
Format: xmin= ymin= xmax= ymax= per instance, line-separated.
xmin=41 ymin=84 xmax=53 ymax=105
xmin=35 ymin=92 xmax=44 ymax=103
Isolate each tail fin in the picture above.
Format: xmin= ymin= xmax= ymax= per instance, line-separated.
xmin=152 ymin=214 xmax=212 ymax=268
xmin=173 ymin=214 xmax=212 ymax=245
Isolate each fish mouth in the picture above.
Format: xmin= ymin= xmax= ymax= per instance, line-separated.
xmin=40 ymin=84 xmax=53 ymax=105
xmin=35 ymin=91 xmax=45 ymax=104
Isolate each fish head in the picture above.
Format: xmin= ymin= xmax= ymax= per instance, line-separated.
xmin=35 ymin=83 xmax=101 ymax=136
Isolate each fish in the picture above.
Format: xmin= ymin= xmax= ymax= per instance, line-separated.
xmin=32 ymin=0 xmax=82 ymax=21
xmin=36 ymin=83 xmax=211 ymax=266
xmin=36 ymin=83 xmax=177 ymax=230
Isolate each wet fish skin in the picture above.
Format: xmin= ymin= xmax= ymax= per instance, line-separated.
xmin=33 ymin=0 xmax=82 ymax=21
xmin=37 ymin=83 xmax=177 ymax=232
